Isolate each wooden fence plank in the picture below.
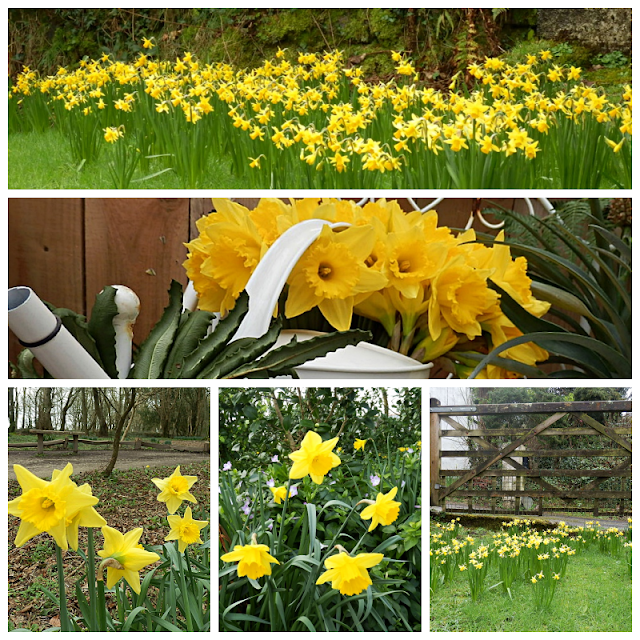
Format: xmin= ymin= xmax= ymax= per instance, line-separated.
xmin=84 ymin=198 xmax=191 ymax=347
xmin=440 ymin=468 xmax=632 ymax=477
xmin=441 ymin=448 xmax=630 ymax=458
xmin=430 ymin=410 xmax=441 ymax=506
xmin=432 ymin=400 xmax=631 ymax=415
xmin=454 ymin=490 xmax=631 ymax=499
xmin=444 ymin=426 xmax=632 ymax=437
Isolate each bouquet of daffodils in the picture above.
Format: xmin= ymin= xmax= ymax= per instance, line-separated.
xmin=185 ymin=198 xmax=551 ymax=378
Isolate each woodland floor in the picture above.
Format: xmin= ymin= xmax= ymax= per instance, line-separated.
xmin=8 ymin=461 xmax=210 ymax=631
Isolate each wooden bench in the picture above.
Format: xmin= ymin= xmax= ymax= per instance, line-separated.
xmin=29 ymin=430 xmax=85 ymax=454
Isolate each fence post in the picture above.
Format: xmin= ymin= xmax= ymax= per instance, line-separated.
xmin=430 ymin=410 xmax=441 ymax=508
xmin=134 ymin=438 xmax=141 ymax=450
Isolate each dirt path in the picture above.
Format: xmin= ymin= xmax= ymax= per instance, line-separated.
xmin=8 ymin=446 xmax=210 ymax=480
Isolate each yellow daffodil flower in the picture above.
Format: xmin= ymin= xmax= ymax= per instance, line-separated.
xmin=360 ymin=486 xmax=401 ymax=531
xmin=316 ymin=550 xmax=384 ymax=595
xmin=165 ymin=506 xmax=208 ymax=553
xmin=269 ymin=485 xmax=291 ymax=504
xmin=289 ymin=430 xmax=340 ymax=484
xmin=104 ymin=126 xmax=122 ymax=143
xmin=98 ymin=526 xmax=160 ymax=594
xmin=285 ymin=223 xmax=388 ymax=331
xmin=142 ymin=37 xmax=155 ymax=49
xmin=151 ymin=466 xmax=198 ymax=514
xmin=354 ymin=438 xmax=367 ymax=451
xmin=8 ymin=463 xmax=102 ymax=551
xmin=221 ymin=536 xmax=279 ymax=579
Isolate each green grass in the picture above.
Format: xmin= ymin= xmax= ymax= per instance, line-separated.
xmin=430 ymin=529 xmax=631 ymax=632
xmin=8 ymin=128 xmax=247 ymax=189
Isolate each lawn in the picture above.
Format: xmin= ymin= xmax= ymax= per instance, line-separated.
xmin=8 ymin=129 xmax=247 ymax=190
xmin=430 ymin=518 xmax=632 ymax=632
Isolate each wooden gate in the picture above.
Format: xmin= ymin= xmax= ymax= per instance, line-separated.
xmin=430 ymin=400 xmax=632 ymax=517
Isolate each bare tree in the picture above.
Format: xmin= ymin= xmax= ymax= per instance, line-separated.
xmin=93 ymin=388 xmax=109 ymax=437
xmin=59 ymin=388 xmax=77 ymax=432
xmin=36 ymin=388 xmax=53 ymax=430
xmin=9 ymin=388 xmax=17 ymax=433
xmin=103 ymin=388 xmax=138 ymax=477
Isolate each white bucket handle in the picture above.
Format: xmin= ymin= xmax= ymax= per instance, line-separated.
xmin=231 ymin=219 xmax=350 ymax=340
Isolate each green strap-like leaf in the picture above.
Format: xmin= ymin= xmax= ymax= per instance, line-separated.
xmin=225 ymin=329 xmax=371 ymax=378
xmin=45 ymin=303 xmax=104 ymax=368
xmin=175 ymin=292 xmax=249 ymax=379
xmin=129 ymin=280 xmax=183 ymax=379
xmin=15 ymin=349 xmax=40 ymax=378
xmin=162 ymin=309 xmax=216 ymax=377
xmin=469 ymin=331 xmax=630 ymax=379
xmin=87 ymin=285 xmax=119 ymax=379
xmin=198 ymin=318 xmax=283 ymax=379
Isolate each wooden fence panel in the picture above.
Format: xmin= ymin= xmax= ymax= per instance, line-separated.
xmin=9 ymin=198 xmax=85 ymax=368
xmin=84 ymin=198 xmax=191 ymax=344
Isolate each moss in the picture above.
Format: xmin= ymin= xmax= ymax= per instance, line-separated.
xmin=256 ymin=9 xmax=316 ymax=45
xmin=368 ymin=8 xmax=405 ymax=43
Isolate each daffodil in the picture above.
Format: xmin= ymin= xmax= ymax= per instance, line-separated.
xmin=289 ymin=430 xmax=340 ymax=484
xmin=165 ymin=506 xmax=208 ymax=553
xmin=285 ymin=223 xmax=388 ymax=330
xmin=98 ymin=526 xmax=160 ymax=594
xmin=269 ymin=485 xmax=291 ymax=504
xmin=61 ymin=482 xmax=107 ymax=551
xmin=221 ymin=535 xmax=279 ymax=579
xmin=316 ymin=550 xmax=384 ymax=595
xmin=151 ymin=466 xmax=198 ymax=514
xmin=354 ymin=438 xmax=367 ymax=451
xmin=8 ymin=463 xmax=102 ymax=551
xmin=360 ymin=486 xmax=401 ymax=531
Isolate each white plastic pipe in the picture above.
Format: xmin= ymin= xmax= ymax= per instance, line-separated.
xmin=232 ymin=219 xmax=350 ymax=340
xmin=112 ymin=285 xmax=140 ymax=379
xmin=8 ymin=286 xmax=109 ymax=379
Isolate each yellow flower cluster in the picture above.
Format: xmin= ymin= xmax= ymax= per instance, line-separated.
xmin=184 ymin=198 xmax=551 ymax=375
xmin=10 ymin=46 xmax=631 ymax=175
xmin=221 ymin=430 xmax=399 ymax=596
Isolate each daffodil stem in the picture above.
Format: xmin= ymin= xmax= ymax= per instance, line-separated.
xmin=55 ymin=544 xmax=71 ymax=632
xmin=184 ymin=547 xmax=193 ymax=581
xmin=275 ymin=476 xmax=292 ymax=555
xmin=177 ymin=540 xmax=194 ymax=632
xmin=86 ymin=529 xmax=97 ymax=630
xmin=320 ymin=502 xmax=361 ymax=565
xmin=96 ymin=579 xmax=107 ymax=632
xmin=350 ymin=528 xmax=370 ymax=555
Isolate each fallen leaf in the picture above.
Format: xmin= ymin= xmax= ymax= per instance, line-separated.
xmin=49 ymin=616 xmax=61 ymax=628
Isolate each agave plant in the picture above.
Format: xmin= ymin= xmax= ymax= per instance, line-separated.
xmin=461 ymin=199 xmax=631 ymax=378
xmin=13 ymin=283 xmax=370 ymax=379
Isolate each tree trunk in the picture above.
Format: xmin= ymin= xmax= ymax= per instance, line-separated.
xmin=103 ymin=389 xmax=137 ymax=477
xmin=9 ymin=388 xmax=17 ymax=433
xmin=36 ymin=388 xmax=53 ymax=430
xmin=59 ymin=388 xmax=76 ymax=432
xmin=93 ymin=388 xmax=109 ymax=437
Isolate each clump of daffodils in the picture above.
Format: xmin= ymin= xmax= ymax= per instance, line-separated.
xmin=184 ymin=197 xmax=551 ymax=377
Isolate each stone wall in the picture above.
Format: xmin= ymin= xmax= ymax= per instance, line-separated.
xmin=538 ymin=8 xmax=632 ymax=54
